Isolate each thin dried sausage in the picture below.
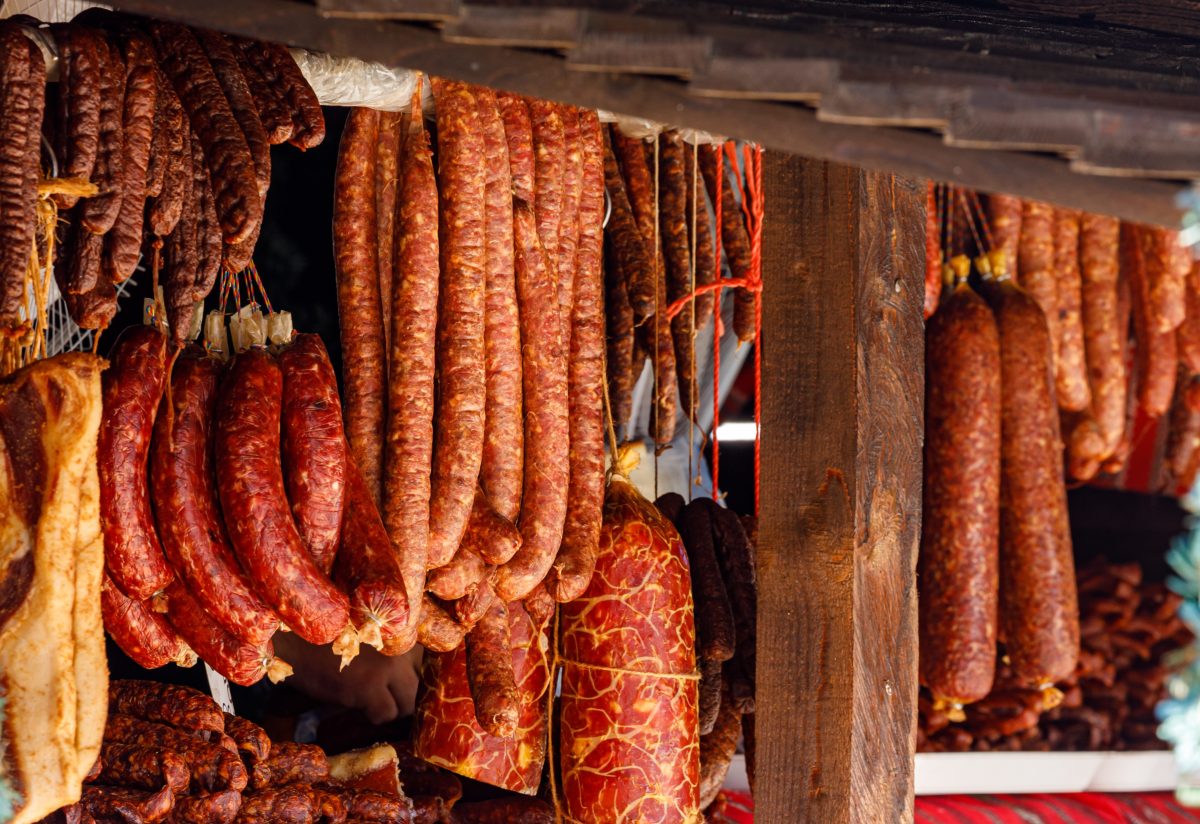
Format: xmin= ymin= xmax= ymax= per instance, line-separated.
xmin=105 ymin=714 xmax=247 ymax=793
xmin=223 ymin=713 xmax=271 ymax=766
xmin=0 ymin=27 xmax=42 ymax=329
xmin=529 ymin=99 xmax=565 ymax=284
xmin=264 ymin=42 xmax=325 ymax=150
xmin=152 ymin=348 xmax=279 ymax=646
xmin=250 ymin=742 xmax=328 ymax=790
xmin=924 ymin=182 xmax=942 ymax=319
xmin=987 ymin=194 xmax=1022 ymax=281
xmin=335 ymin=107 xmax=386 ymax=507
xmin=604 ymin=231 xmax=635 ymax=436
xmin=417 ymin=596 xmax=469 ymax=654
xmin=215 ymin=349 xmax=354 ymax=651
xmin=478 ymin=86 xmax=523 ymax=523
xmin=1018 ymin=201 xmax=1059 ymax=372
xmin=79 ymin=30 xmax=125 ymax=236
xmin=171 ymin=790 xmax=242 ymax=824
xmin=428 ymin=78 xmax=487 ymax=570
xmin=108 ymin=680 xmax=223 ymax=734
xmin=603 ymin=130 xmax=655 ymax=323
xmin=496 ymin=92 xmax=534 ymax=204
xmin=1080 ymin=214 xmax=1126 ymax=459
xmin=82 ymin=784 xmax=174 ymax=823
xmin=228 ymin=36 xmax=295 ymax=145
xmin=96 ymin=741 xmax=189 ymax=794
xmin=466 ymin=599 xmax=518 ymax=738
xmin=1143 ymin=225 xmax=1189 ymax=334
xmin=919 ymin=284 xmax=1001 ymax=713
xmin=383 ymin=87 xmax=438 ymax=655
xmin=555 ymin=105 xmax=584 ymax=333
xmin=546 ymin=108 xmax=605 ymax=604
xmin=494 ymin=203 xmax=569 ymax=602
xmin=48 ymin=25 xmax=101 ymax=209
xmin=684 ymin=140 xmax=716 ymax=326
xmin=1054 ymin=209 xmax=1090 ymax=412
xmin=1128 ymin=223 xmax=1178 ymax=417
xmin=678 ymin=500 xmax=735 ymax=663
xmin=375 ymin=110 xmax=402 ymax=361
xmin=99 ymin=325 xmax=175 ymax=601
xmin=234 ymin=785 xmax=343 ymax=824
xmin=660 ymin=131 xmax=698 ymax=419
xmin=147 ymin=70 xmax=189 ymax=239
xmin=699 ymin=144 xmax=756 ymax=344
xmin=279 ymin=333 xmax=347 ymax=576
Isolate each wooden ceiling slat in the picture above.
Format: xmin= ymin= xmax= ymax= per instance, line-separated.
xmin=441 ymin=5 xmax=582 ymax=48
xmin=315 ymin=0 xmax=462 ymax=21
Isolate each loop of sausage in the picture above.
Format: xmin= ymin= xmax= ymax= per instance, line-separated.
xmin=101 ymin=575 xmax=194 ymax=670
xmin=466 ymin=599 xmax=519 ymax=738
xmin=214 ymin=349 xmax=354 ymax=651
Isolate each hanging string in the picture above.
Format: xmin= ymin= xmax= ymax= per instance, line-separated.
xmin=966 ymin=189 xmax=994 ymax=252
xmin=710 ymin=142 xmax=723 ymax=498
xmin=739 ymin=143 xmax=765 ymax=518
xmin=652 ymin=135 xmax=661 ymax=499
xmin=686 ymin=140 xmax=698 ymax=502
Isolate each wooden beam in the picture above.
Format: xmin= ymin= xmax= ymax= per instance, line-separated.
xmin=106 ymin=0 xmax=1188 ymax=227
xmin=315 ymin=0 xmax=461 ymax=21
xmin=759 ymin=156 xmax=922 ymax=823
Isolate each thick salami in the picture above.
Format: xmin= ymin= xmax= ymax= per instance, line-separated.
xmin=165 ymin=579 xmax=290 ymax=687
xmin=1079 ymin=214 xmax=1126 ymax=458
xmin=987 ymin=194 xmax=1022 ymax=281
xmin=279 ymin=333 xmax=347 ymax=576
xmin=545 ymin=108 xmax=605 ymax=604
xmin=1143 ymin=225 xmax=1189 ymax=334
xmin=603 ymin=130 xmax=655 ymax=323
xmin=414 ymin=599 xmax=551 ymax=795
xmin=103 ymin=30 xmax=157 ymax=284
xmin=148 ymin=22 xmax=262 ymax=245
xmin=919 ymin=284 xmax=1002 ymax=712
xmin=108 ymin=679 xmax=223 ymax=734
xmin=215 ymin=349 xmax=354 ymax=651
xmin=1018 ymin=201 xmax=1059 ymax=371
xmin=1128 ymin=223 xmax=1178 ymax=417
xmin=465 ymin=599 xmax=519 ymax=738
xmin=982 ymin=278 xmax=1078 ymax=696
xmin=477 ymin=86 xmax=523 ymax=523
xmin=101 ymin=576 xmax=195 ymax=671
xmin=334 ymin=107 xmax=386 ymax=507
xmin=427 ymin=78 xmax=487 ymax=570
xmin=1054 ymin=209 xmax=1090 ymax=412
xmin=151 ymin=348 xmax=278 ymax=646
xmin=383 ymin=86 xmax=438 ymax=654
xmin=79 ymin=31 xmax=125 ymax=236
xmin=99 ymin=325 xmax=175 ymax=601
xmin=494 ymin=203 xmax=570 ymax=602
xmin=335 ymin=456 xmax=410 ymax=653
xmin=559 ymin=472 xmax=699 ymax=823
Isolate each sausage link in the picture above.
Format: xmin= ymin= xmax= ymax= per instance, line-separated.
xmin=332 ymin=788 xmax=411 ymax=823
xmin=983 ymin=278 xmax=1078 ymax=693
xmin=1143 ymin=225 xmax=1190 ymax=334
xmin=165 ymin=578 xmax=289 ymax=687
xmin=152 ymin=348 xmax=279 ymax=646
xmin=103 ymin=30 xmax=157 ymax=284
xmin=452 ymin=578 xmax=497 ymax=629
xmin=0 ymin=27 xmax=41 ymax=327
xmin=494 ymin=202 xmax=570 ymax=601
xmin=162 ymin=137 xmax=199 ymax=343
xmin=698 ymin=683 xmax=742 ymax=811
xmin=1178 ymin=259 xmax=1200 ymax=375
xmin=477 ymin=86 xmax=523 ymax=522
xmin=603 ymin=129 xmax=656 ymax=323
xmin=335 ymin=107 xmax=386 ymax=507
xmin=1080 ymin=214 xmax=1126 ymax=458
xmin=78 ymin=30 xmax=125 ymax=236
xmin=1166 ymin=373 xmax=1200 ymax=493
xmin=97 ymin=741 xmax=189 ymax=794
xmin=466 ymin=598 xmax=519 ymax=738
xmin=1018 ymin=201 xmax=1059 ymax=372
xmin=279 ymin=333 xmax=347 ymax=576
xmin=102 ymin=576 xmax=195 ymax=670
xmin=215 ymin=349 xmax=354 ymax=649
xmin=555 ymin=105 xmax=584 ymax=334
xmin=713 ymin=507 xmax=757 ymax=713
xmin=426 ymin=505 xmax=489 ymax=601
xmin=684 ymin=140 xmax=716 ymax=326
xmin=1053 ymin=209 xmax=1090 ymax=412
xmin=250 ymin=742 xmax=329 ymax=790
xmin=100 ymin=325 xmax=175 ymax=600
xmin=264 ymin=42 xmax=325 ymax=150
xmin=335 ymin=456 xmax=410 ymax=652
xmin=223 ymin=713 xmax=271 ymax=766
xmin=171 ymin=790 xmax=242 ymax=824
xmin=106 ymin=714 xmax=248 ymax=793
xmin=496 ymin=92 xmax=534 ymax=204
xmin=1065 ymin=414 xmax=1107 ymax=483
xmin=611 ymin=130 xmax=656 ymax=262
xmin=235 ymin=785 xmax=344 ymax=824
xmin=228 ymin=36 xmax=295 ymax=145
xmin=148 ymin=69 xmax=189 ymax=238
xmin=679 ymin=500 xmax=736 ymax=663
xmin=82 ymin=785 xmax=174 ymax=823
xmin=59 ymin=213 xmax=103 ymax=295
xmin=528 ymin=99 xmax=565 ymax=283
xmin=108 ymin=679 xmax=223 ymax=734
xmin=924 ymin=181 xmax=942 ymax=319
xmin=428 ymin=78 xmax=487 ymax=570
xmin=48 ymin=25 xmax=101 ymax=209
xmin=416 ymin=596 xmax=469 ymax=653
xmin=383 ymin=87 xmax=438 ymax=654
xmin=919 ymin=284 xmax=1001 ymax=709
xmin=145 ymin=72 xmax=170 ymax=200
xmin=546 ymin=108 xmax=605 ymax=604
xmin=192 ymin=136 xmax=225 ymax=307
xmin=647 ymin=254 xmax=679 ymax=446
xmin=660 ymin=131 xmax=698 ymax=419
xmin=1127 ymin=223 xmax=1178 ymax=417
xmin=987 ymin=194 xmax=1023 ymax=281
xmin=699 ymin=144 xmax=757 ymax=344
xmin=696 ymin=656 xmax=723 ymax=735
xmin=654 ymin=492 xmax=686 ymax=526
xmin=375 ymin=110 xmax=402 ymax=361
xmin=149 ymin=22 xmax=262 ymax=245
xmin=604 ymin=228 xmax=636 ymax=436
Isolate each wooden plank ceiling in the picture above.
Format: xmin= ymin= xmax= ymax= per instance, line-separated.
xmin=108 ymin=0 xmax=1200 ymax=226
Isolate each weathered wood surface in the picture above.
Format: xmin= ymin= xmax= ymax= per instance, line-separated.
xmin=758 ymin=156 xmax=922 ymax=822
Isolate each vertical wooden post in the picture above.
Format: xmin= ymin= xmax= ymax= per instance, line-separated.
xmin=758 ymin=156 xmax=924 ymax=822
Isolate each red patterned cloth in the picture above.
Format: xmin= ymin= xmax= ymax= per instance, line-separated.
xmin=916 ymin=793 xmax=1200 ymax=823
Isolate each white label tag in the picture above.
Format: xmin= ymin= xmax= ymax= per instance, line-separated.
xmin=205 ymin=665 xmax=235 ymax=715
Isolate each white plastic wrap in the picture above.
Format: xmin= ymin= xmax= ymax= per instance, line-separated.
xmin=289 ymin=48 xmax=420 ymax=112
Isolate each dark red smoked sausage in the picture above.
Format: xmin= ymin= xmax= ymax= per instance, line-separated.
xmin=279 ymin=333 xmax=347 ymax=576
xmin=215 ymin=349 xmax=355 ymax=654
xmin=101 ymin=575 xmax=195 ymax=670
xmin=107 ymin=679 xmax=223 ymax=733
xmin=919 ymin=284 xmax=1002 ymax=714
xmin=427 ymin=78 xmax=487 ymax=570
xmin=99 ymin=325 xmax=175 ymax=601
xmin=494 ymin=203 xmax=569 ymax=602
xmin=151 ymin=348 xmax=278 ymax=646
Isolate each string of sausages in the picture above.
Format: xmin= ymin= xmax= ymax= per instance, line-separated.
xmin=920 ymin=188 xmax=1199 ymax=725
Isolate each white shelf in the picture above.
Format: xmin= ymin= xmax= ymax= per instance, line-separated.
xmin=915 ymin=751 xmax=1177 ymax=795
